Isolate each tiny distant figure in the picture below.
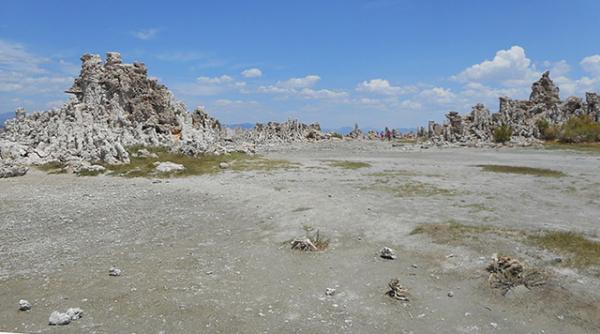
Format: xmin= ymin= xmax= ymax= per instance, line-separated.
xmin=385 ymin=127 xmax=392 ymax=141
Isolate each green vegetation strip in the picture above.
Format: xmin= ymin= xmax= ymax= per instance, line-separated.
xmin=36 ymin=161 xmax=68 ymax=174
xmin=37 ymin=146 xmax=299 ymax=178
xmin=543 ymin=141 xmax=600 ymax=153
xmin=477 ymin=164 xmax=565 ymax=177
xmin=325 ymin=160 xmax=371 ymax=169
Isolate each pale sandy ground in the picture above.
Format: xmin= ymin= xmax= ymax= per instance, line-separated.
xmin=1 ymin=141 xmax=599 ymax=333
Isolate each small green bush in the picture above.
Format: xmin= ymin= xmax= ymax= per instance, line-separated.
xmin=544 ymin=126 xmax=560 ymax=140
xmin=536 ymin=119 xmax=558 ymax=140
xmin=329 ymin=132 xmax=343 ymax=139
xmin=493 ymin=124 xmax=513 ymax=143
xmin=536 ymin=119 xmax=549 ymax=133
xmin=558 ymin=115 xmax=600 ymax=143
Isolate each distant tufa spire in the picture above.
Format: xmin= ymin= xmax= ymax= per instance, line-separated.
xmin=529 ymin=71 xmax=560 ymax=105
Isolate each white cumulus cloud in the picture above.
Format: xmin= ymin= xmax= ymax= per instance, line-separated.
xmin=257 ymin=75 xmax=344 ymax=99
xmin=276 ymin=75 xmax=320 ymax=89
xmin=419 ymin=87 xmax=456 ymax=104
xmin=298 ymin=88 xmax=347 ymax=99
xmin=580 ymin=55 xmax=600 ymax=77
xmin=241 ymin=68 xmax=262 ymax=78
xmin=197 ymin=75 xmax=234 ymax=84
xmin=454 ymin=46 xmax=539 ymax=87
xmin=214 ymin=99 xmax=258 ymax=107
xmin=356 ymin=79 xmax=417 ymax=95
xmin=176 ymin=75 xmax=246 ymax=96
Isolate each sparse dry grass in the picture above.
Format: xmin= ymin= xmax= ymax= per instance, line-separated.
xmin=412 ymin=222 xmax=600 ymax=271
xmin=36 ymin=161 xmax=67 ymax=174
xmin=289 ymin=228 xmax=330 ymax=251
xmin=461 ymin=203 xmax=495 ymax=213
xmin=310 ymin=230 xmax=330 ymax=251
xmin=366 ymin=181 xmax=452 ymax=198
xmin=325 ymin=160 xmax=371 ymax=169
xmin=477 ymin=164 xmax=565 ymax=177
xmin=77 ymin=169 xmax=105 ymax=177
xmin=530 ymin=231 xmax=600 ymax=269
xmin=230 ymin=157 xmax=300 ymax=172
xmin=410 ymin=221 xmax=512 ymax=243
xmin=543 ymin=141 xmax=600 ymax=154
xmin=292 ymin=207 xmax=312 ymax=213
xmin=369 ymin=169 xmax=417 ymax=178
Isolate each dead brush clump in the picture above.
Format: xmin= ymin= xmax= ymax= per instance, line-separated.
xmin=290 ymin=230 xmax=329 ymax=252
xmin=486 ymin=255 xmax=546 ymax=296
xmin=386 ymin=278 xmax=409 ymax=301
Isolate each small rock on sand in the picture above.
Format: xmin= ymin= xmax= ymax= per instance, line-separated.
xmin=109 ymin=267 xmax=122 ymax=276
xmin=49 ymin=311 xmax=71 ymax=326
xmin=66 ymin=307 xmax=84 ymax=320
xmin=18 ymin=299 xmax=31 ymax=311
xmin=379 ymin=247 xmax=396 ymax=260
xmin=154 ymin=162 xmax=185 ymax=173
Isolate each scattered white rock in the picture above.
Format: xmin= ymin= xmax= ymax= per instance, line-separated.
xmin=109 ymin=266 xmax=122 ymax=276
xmin=219 ymin=162 xmax=230 ymax=169
xmin=447 ymin=291 xmax=454 ymax=297
xmin=18 ymin=299 xmax=31 ymax=311
xmin=154 ymin=161 xmax=185 ymax=173
xmin=66 ymin=307 xmax=84 ymax=320
xmin=379 ymin=247 xmax=396 ymax=260
xmin=132 ymin=148 xmax=159 ymax=159
xmin=49 ymin=311 xmax=71 ymax=325
xmin=76 ymin=164 xmax=106 ymax=175
xmin=325 ymin=288 xmax=336 ymax=296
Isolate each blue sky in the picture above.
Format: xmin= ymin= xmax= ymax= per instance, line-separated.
xmin=2 ymin=0 xmax=600 ymax=128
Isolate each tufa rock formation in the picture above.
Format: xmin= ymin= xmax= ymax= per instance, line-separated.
xmin=0 ymin=52 xmax=247 ymax=174
xmin=243 ymin=119 xmax=326 ymax=144
xmin=425 ymin=71 xmax=600 ymax=146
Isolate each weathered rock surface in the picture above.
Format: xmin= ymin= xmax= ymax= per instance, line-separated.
xmin=0 ymin=164 xmax=28 ymax=178
xmin=424 ymin=71 xmax=600 ymax=145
